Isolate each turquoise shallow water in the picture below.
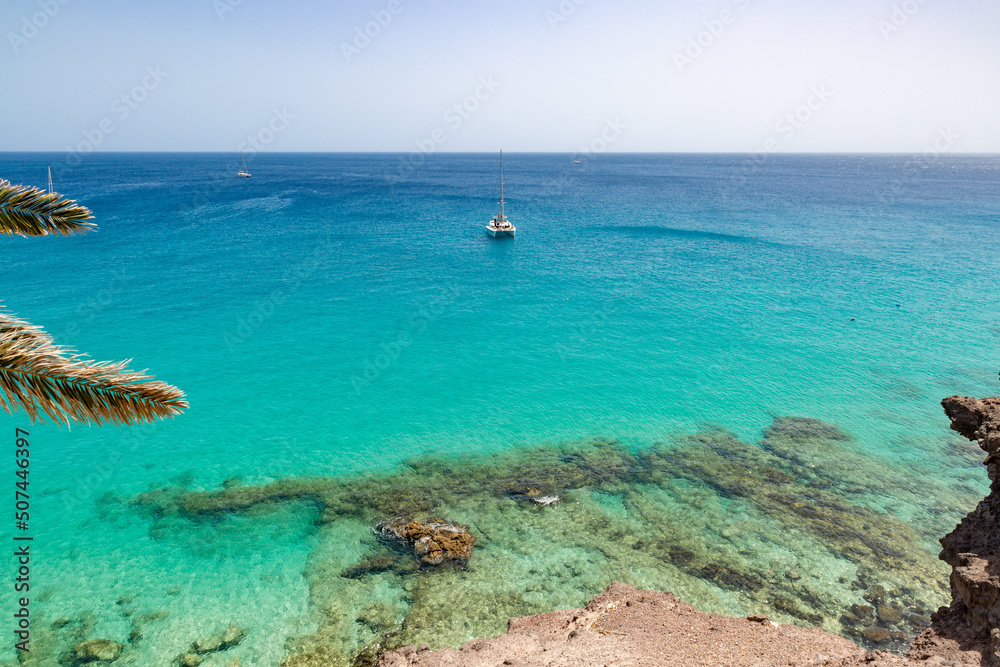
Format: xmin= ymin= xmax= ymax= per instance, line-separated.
xmin=1 ymin=153 xmax=999 ymax=664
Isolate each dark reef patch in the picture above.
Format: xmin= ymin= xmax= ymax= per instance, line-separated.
xmin=123 ymin=418 xmax=983 ymax=666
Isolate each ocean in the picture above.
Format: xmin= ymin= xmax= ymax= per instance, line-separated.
xmin=1 ymin=152 xmax=998 ymax=666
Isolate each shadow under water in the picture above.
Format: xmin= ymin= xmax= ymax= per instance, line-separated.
xmin=31 ymin=417 xmax=984 ymax=667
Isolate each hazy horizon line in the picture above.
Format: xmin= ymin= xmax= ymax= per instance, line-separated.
xmin=3 ymin=151 xmax=999 ymax=156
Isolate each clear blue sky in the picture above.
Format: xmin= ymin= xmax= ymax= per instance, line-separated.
xmin=2 ymin=0 xmax=998 ymax=152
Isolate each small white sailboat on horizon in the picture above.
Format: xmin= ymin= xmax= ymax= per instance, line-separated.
xmin=47 ymin=166 xmax=54 ymax=193
xmin=237 ymin=151 xmax=252 ymax=178
xmin=485 ymin=150 xmax=515 ymax=238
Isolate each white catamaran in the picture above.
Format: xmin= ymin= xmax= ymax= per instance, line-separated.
xmin=486 ymin=150 xmax=515 ymax=238
xmin=237 ymin=151 xmax=252 ymax=178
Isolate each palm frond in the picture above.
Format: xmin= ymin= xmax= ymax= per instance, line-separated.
xmin=0 ymin=179 xmax=95 ymax=237
xmin=0 ymin=311 xmax=187 ymax=426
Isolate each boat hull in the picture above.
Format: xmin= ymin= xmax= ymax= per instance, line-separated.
xmin=486 ymin=226 xmax=515 ymax=238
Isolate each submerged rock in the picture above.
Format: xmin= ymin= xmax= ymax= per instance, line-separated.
xmin=190 ymin=624 xmax=246 ymax=654
xmin=764 ymin=416 xmax=852 ymax=444
xmin=377 ymin=518 xmax=475 ymax=566
xmin=358 ymin=601 xmax=402 ymax=632
xmin=342 ymin=553 xmax=399 ymax=579
xmin=132 ymin=416 xmax=983 ymax=664
xmin=70 ymin=638 xmax=124 ymax=663
xmin=136 ymin=610 xmax=170 ymax=623
xmin=862 ymin=627 xmax=892 ymax=645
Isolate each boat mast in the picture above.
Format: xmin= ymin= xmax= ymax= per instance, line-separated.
xmin=499 ymin=150 xmax=505 ymax=219
xmin=47 ymin=166 xmax=53 ymax=194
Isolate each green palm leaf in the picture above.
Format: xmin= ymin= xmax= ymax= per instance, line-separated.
xmin=0 ymin=311 xmax=188 ymax=426
xmin=0 ymin=179 xmax=95 ymax=237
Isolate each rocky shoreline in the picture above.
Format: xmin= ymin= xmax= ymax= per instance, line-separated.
xmin=134 ymin=417 xmax=962 ymax=664
xmin=375 ymin=392 xmax=1000 ymax=667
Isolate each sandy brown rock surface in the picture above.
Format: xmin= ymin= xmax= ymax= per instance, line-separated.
xmin=378 ymin=582 xmax=866 ymax=667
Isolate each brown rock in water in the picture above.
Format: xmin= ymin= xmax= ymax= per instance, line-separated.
xmin=378 ymin=517 xmax=475 ymax=565
xmin=70 ymin=638 xmax=124 ymax=663
xmin=876 ymin=603 xmax=904 ymax=624
xmin=342 ymin=553 xmax=398 ymax=579
xmin=191 ymin=624 xmax=246 ymax=654
xmin=862 ymin=627 xmax=892 ymax=645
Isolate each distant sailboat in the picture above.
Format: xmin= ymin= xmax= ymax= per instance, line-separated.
xmin=485 ymin=151 xmax=515 ymax=238
xmin=237 ymin=151 xmax=251 ymax=178
xmin=47 ymin=166 xmax=54 ymax=193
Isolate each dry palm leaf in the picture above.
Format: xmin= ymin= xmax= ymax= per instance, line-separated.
xmin=0 ymin=311 xmax=188 ymax=426
xmin=0 ymin=179 xmax=95 ymax=237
